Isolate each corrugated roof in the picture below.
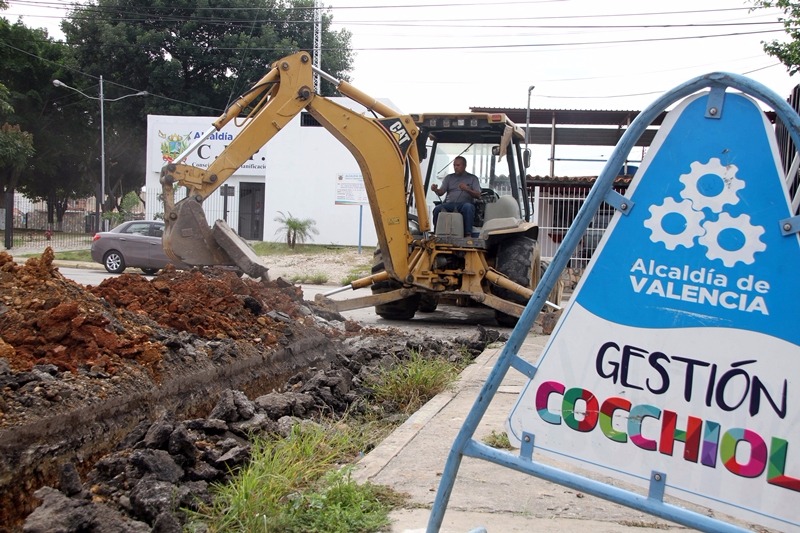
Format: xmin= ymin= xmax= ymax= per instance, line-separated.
xmin=471 ymin=107 xmax=666 ymax=126
xmin=470 ymin=105 xmax=780 ymax=177
xmin=527 ymin=175 xmax=633 ymax=187
xmin=472 ymin=107 xmax=777 ymax=127
xmin=467 ymin=107 xmax=663 ymax=147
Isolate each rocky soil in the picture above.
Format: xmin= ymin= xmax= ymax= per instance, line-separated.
xmin=0 ymin=248 xmax=503 ymax=532
xmin=263 ymin=248 xmax=372 ymax=284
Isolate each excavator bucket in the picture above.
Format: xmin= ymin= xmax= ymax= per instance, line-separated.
xmin=162 ymin=197 xmax=270 ymax=280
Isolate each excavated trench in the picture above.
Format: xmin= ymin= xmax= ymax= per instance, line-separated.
xmin=0 ymin=328 xmax=334 ymax=529
xmin=0 ymin=249 xmax=498 ymax=532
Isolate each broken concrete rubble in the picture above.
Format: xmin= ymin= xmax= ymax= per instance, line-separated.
xmin=0 ymin=249 xmax=504 ymax=531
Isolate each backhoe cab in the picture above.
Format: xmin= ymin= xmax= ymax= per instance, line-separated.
xmin=160 ymin=51 xmax=561 ymax=327
xmin=360 ymin=112 xmax=560 ymax=326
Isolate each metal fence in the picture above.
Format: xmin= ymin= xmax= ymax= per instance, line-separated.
xmin=4 ymin=185 xmax=615 ymax=286
xmin=528 ymin=181 xmax=628 ymax=290
xmin=0 ymin=194 xmax=143 ymax=254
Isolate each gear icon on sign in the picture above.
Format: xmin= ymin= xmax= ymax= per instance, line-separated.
xmin=679 ymin=158 xmax=744 ymax=212
xmin=699 ymin=212 xmax=766 ymax=267
xmin=644 ymin=197 xmax=705 ymax=250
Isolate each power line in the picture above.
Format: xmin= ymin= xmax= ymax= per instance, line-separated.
xmin=4 ymin=0 xmax=761 ymax=18
xmin=4 ymin=1 xmax=786 ymax=54
xmin=2 ymin=1 xmax=790 ymax=105
xmin=536 ymin=62 xmax=785 ymax=100
xmin=2 ymin=1 xmax=775 ymax=28
xmin=209 ymin=28 xmax=783 ymax=52
xmin=0 ymin=39 xmax=221 ymax=113
xmin=11 ymin=20 xmax=784 ymax=53
xmin=334 ymin=21 xmax=781 ymax=29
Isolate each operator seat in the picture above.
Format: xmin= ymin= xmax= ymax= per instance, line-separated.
xmin=479 ymin=195 xmax=522 ymax=239
xmin=435 ymin=195 xmax=522 ymax=238
xmin=434 ymin=212 xmax=464 ymax=236
xmin=483 ymin=195 xmax=520 ymax=221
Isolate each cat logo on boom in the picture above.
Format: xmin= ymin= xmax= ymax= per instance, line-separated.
xmin=378 ymin=118 xmax=414 ymax=159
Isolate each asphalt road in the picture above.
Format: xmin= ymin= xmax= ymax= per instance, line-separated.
xmin=59 ymin=266 xmax=153 ymax=286
xmin=302 ymin=283 xmax=518 ymax=337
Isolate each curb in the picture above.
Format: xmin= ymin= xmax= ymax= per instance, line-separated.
xmin=10 ymin=257 xmax=105 ymax=271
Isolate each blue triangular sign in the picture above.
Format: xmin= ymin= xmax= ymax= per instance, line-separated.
xmin=507 ymin=91 xmax=799 ymax=531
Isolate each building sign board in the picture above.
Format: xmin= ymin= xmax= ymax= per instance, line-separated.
xmin=335 ymin=173 xmax=369 ymax=205
xmin=507 ymin=92 xmax=799 ymax=531
xmin=149 ymin=115 xmax=266 ymax=175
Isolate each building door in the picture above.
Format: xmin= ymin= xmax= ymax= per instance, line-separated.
xmin=238 ymin=183 xmax=265 ymax=240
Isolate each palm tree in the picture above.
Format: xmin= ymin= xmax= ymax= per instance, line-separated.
xmin=273 ymin=211 xmax=319 ymax=249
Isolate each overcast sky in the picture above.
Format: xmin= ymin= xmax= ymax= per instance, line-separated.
xmin=320 ymin=0 xmax=794 ymax=113
xmin=6 ymin=0 xmax=794 ymax=111
xmin=5 ymin=0 xmax=797 ymax=174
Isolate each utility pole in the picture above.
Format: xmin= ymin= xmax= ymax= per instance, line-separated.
xmin=53 ymin=78 xmax=147 ymax=232
xmin=525 ymin=85 xmax=535 ymax=163
xmin=313 ymin=0 xmax=322 ymax=93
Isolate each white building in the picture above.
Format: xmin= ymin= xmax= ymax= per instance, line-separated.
xmin=144 ymin=97 xmax=401 ymax=248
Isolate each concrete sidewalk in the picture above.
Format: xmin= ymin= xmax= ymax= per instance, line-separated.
xmin=352 ymin=332 xmax=752 ymax=533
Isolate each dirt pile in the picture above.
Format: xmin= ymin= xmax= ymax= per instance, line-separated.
xmin=0 ymin=248 xmax=311 ymax=429
xmin=0 ymin=248 xmax=162 ymax=378
xmin=0 ymin=249 xmax=503 ymax=532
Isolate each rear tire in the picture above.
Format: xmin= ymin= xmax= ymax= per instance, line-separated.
xmin=103 ymin=250 xmax=126 ymax=274
xmin=371 ymin=248 xmax=419 ymax=320
xmin=418 ymin=293 xmax=439 ymax=313
xmin=491 ymin=236 xmax=540 ymax=327
xmin=141 ymin=267 xmax=159 ymax=275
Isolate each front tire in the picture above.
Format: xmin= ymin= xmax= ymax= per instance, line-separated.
xmin=371 ymin=248 xmax=419 ymax=320
xmin=491 ymin=236 xmax=540 ymax=327
xmin=141 ymin=267 xmax=159 ymax=275
xmin=103 ymin=250 xmax=126 ymax=274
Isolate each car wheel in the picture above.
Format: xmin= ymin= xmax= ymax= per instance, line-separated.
xmin=141 ymin=267 xmax=159 ymax=275
xmin=103 ymin=250 xmax=126 ymax=273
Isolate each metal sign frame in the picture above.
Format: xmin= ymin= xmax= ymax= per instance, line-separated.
xmin=427 ymin=72 xmax=800 ymax=533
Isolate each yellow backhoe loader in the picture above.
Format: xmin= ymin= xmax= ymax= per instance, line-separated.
xmin=160 ymin=51 xmax=561 ymax=326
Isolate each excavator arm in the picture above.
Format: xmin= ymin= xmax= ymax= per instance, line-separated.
xmin=160 ymin=52 xmax=427 ymax=281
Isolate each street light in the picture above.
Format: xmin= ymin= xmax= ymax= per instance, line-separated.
xmin=525 ymin=84 xmax=535 ymax=165
xmin=53 ymin=76 xmax=148 ymax=231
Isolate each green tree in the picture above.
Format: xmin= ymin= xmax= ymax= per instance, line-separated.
xmin=0 ymin=17 xmax=98 ymax=230
xmin=104 ymin=190 xmax=143 ymax=227
xmin=274 ymin=210 xmax=318 ymax=249
xmin=60 ymin=0 xmax=354 ymax=209
xmin=752 ymin=1 xmax=800 ymax=75
xmin=0 ymin=123 xmax=35 ymax=195
xmin=0 ymin=82 xmax=11 ymax=115
xmin=0 ymin=83 xmax=35 ymax=247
